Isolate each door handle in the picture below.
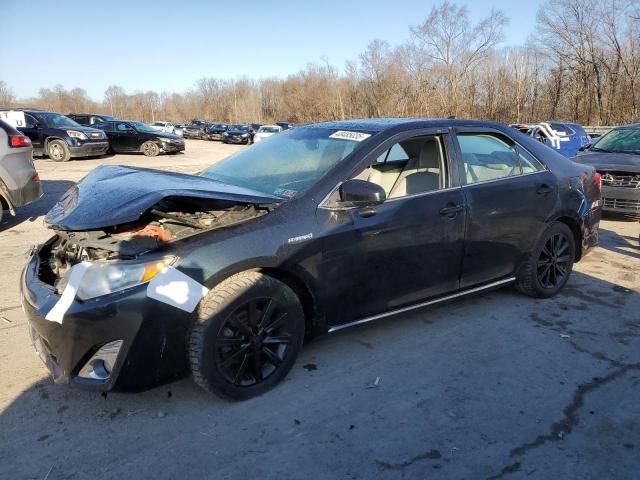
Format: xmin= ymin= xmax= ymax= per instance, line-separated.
xmin=439 ymin=204 xmax=463 ymax=217
xmin=536 ymin=184 xmax=553 ymax=195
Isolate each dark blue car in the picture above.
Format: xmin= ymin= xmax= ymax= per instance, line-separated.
xmin=511 ymin=121 xmax=591 ymax=158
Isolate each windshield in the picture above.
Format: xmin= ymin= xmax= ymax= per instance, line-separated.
xmin=201 ymin=127 xmax=368 ymax=198
xmin=152 ymin=122 xmax=165 ymax=126
xmin=37 ymin=113 xmax=81 ymax=128
xmin=228 ymin=125 xmax=248 ymax=131
xmin=131 ymin=121 xmax=159 ymax=133
xmin=258 ymin=126 xmax=280 ymax=133
xmin=592 ymin=128 xmax=640 ymax=153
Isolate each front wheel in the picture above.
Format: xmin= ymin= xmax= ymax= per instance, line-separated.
xmin=516 ymin=222 xmax=575 ymax=298
xmin=189 ymin=272 xmax=305 ymax=400
xmin=48 ymin=140 xmax=71 ymax=162
xmin=141 ymin=141 xmax=160 ymax=157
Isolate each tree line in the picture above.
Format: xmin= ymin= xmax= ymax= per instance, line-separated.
xmin=2 ymin=0 xmax=639 ymax=127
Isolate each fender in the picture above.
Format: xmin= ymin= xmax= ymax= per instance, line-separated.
xmin=0 ymin=179 xmax=15 ymax=215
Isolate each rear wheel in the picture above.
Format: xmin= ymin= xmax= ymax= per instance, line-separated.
xmin=189 ymin=272 xmax=305 ymax=400
xmin=141 ymin=141 xmax=160 ymax=157
xmin=516 ymin=222 xmax=575 ymax=298
xmin=47 ymin=140 xmax=71 ymax=162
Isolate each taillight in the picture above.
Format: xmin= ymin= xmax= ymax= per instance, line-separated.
xmin=594 ymin=172 xmax=602 ymax=191
xmin=32 ymin=174 xmax=40 ymax=183
xmin=9 ymin=135 xmax=31 ymax=148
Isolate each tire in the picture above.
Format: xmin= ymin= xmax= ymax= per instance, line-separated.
xmin=141 ymin=141 xmax=160 ymax=157
xmin=189 ymin=271 xmax=305 ymax=400
xmin=47 ymin=140 xmax=71 ymax=162
xmin=515 ymin=222 xmax=575 ymax=298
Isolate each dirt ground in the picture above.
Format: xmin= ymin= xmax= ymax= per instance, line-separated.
xmin=0 ymin=140 xmax=638 ymax=480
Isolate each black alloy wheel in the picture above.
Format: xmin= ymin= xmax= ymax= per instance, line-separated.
xmin=216 ymin=298 xmax=293 ymax=387
xmin=515 ymin=222 xmax=575 ymax=298
xmin=189 ymin=271 xmax=304 ymax=400
xmin=537 ymin=232 xmax=571 ymax=289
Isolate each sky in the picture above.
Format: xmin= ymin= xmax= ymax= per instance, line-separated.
xmin=0 ymin=0 xmax=545 ymax=101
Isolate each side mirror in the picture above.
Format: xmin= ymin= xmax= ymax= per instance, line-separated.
xmin=578 ymin=145 xmax=590 ymax=152
xmin=339 ymin=179 xmax=386 ymax=207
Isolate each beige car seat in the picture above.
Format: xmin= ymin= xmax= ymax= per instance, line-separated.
xmin=388 ymin=139 xmax=441 ymax=198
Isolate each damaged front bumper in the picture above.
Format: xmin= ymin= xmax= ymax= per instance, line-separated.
xmin=20 ymin=243 xmax=191 ymax=392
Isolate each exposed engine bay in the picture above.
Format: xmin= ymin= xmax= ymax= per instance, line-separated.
xmin=39 ymin=197 xmax=270 ymax=284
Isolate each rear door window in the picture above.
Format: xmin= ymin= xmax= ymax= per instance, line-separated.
xmin=457 ymin=133 xmax=544 ymax=184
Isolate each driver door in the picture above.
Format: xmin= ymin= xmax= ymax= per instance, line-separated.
xmin=315 ymin=130 xmax=467 ymax=326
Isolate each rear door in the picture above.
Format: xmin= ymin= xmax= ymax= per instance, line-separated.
xmin=113 ymin=122 xmax=139 ymax=152
xmin=452 ymin=128 xmax=556 ymax=288
xmin=317 ymin=129 xmax=467 ymax=325
xmin=19 ymin=114 xmax=44 ymax=154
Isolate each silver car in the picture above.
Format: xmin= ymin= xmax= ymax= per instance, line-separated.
xmin=0 ymin=119 xmax=43 ymax=222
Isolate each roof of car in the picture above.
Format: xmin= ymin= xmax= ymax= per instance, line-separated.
xmin=306 ymin=118 xmax=508 ymax=133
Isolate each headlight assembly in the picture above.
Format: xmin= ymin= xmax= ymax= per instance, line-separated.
xmin=67 ymin=130 xmax=88 ymax=140
xmin=57 ymin=255 xmax=177 ymax=300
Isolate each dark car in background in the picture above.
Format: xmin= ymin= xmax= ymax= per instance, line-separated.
xmin=223 ymin=124 xmax=253 ymax=144
xmin=21 ymin=118 xmax=601 ymax=400
xmin=92 ymin=120 xmax=184 ymax=156
xmin=9 ymin=109 xmax=109 ymax=162
xmin=68 ymin=113 xmax=116 ymax=126
xmin=0 ymin=119 xmax=42 ymax=222
xmin=183 ymin=124 xmax=205 ymax=139
xmin=276 ymin=121 xmax=295 ymax=130
xmin=205 ymin=123 xmax=228 ymax=141
xmin=575 ymin=123 xmax=640 ymax=216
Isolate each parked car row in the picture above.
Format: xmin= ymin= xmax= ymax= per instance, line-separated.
xmin=0 ymin=109 xmax=185 ymax=161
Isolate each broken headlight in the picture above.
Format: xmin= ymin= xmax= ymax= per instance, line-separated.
xmin=57 ymin=255 xmax=177 ymax=300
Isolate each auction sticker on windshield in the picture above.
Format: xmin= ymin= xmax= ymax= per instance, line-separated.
xmin=329 ymin=131 xmax=371 ymax=142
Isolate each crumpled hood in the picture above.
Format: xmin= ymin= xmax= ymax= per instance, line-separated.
xmin=574 ymin=151 xmax=640 ymax=173
xmin=45 ymin=165 xmax=282 ymax=231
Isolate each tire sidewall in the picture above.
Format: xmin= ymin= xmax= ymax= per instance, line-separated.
xmin=191 ymin=275 xmax=304 ymax=400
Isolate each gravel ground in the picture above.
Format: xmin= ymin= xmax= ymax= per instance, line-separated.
xmin=0 ymin=140 xmax=638 ymax=480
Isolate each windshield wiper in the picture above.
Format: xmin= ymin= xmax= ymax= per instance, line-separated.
xmin=590 ymin=147 xmax=611 ymax=153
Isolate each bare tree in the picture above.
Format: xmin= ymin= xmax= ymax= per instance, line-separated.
xmin=410 ymin=1 xmax=507 ymax=116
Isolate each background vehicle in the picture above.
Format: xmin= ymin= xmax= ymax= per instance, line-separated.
xmin=173 ymin=124 xmax=185 ymax=137
xmin=4 ymin=109 xmax=109 ymax=162
xmin=150 ymin=121 xmax=175 ymax=134
xmin=67 ymin=113 xmax=116 ymax=126
xmin=223 ymin=124 xmax=252 ymax=144
xmin=575 ymin=123 xmax=640 ymax=216
xmin=92 ymin=120 xmax=185 ymax=156
xmin=276 ymin=121 xmax=295 ymax=130
xmin=253 ymin=124 xmax=282 ymax=143
xmin=205 ymin=123 xmax=228 ymax=141
xmin=183 ymin=124 xmax=205 ymax=139
xmin=0 ymin=119 xmax=42 ymax=222
xmin=512 ymin=121 xmax=590 ymax=157
xmin=22 ymin=119 xmax=601 ymax=400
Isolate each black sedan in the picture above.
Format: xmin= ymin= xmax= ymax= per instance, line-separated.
xmin=183 ymin=124 xmax=205 ymax=139
xmin=21 ymin=119 xmax=601 ymax=400
xmin=205 ymin=123 xmax=228 ymax=141
xmin=223 ymin=124 xmax=253 ymax=144
xmin=92 ymin=120 xmax=185 ymax=156
xmin=575 ymin=123 xmax=640 ymax=216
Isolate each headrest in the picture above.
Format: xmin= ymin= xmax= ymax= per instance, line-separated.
xmin=418 ymin=139 xmax=441 ymax=169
